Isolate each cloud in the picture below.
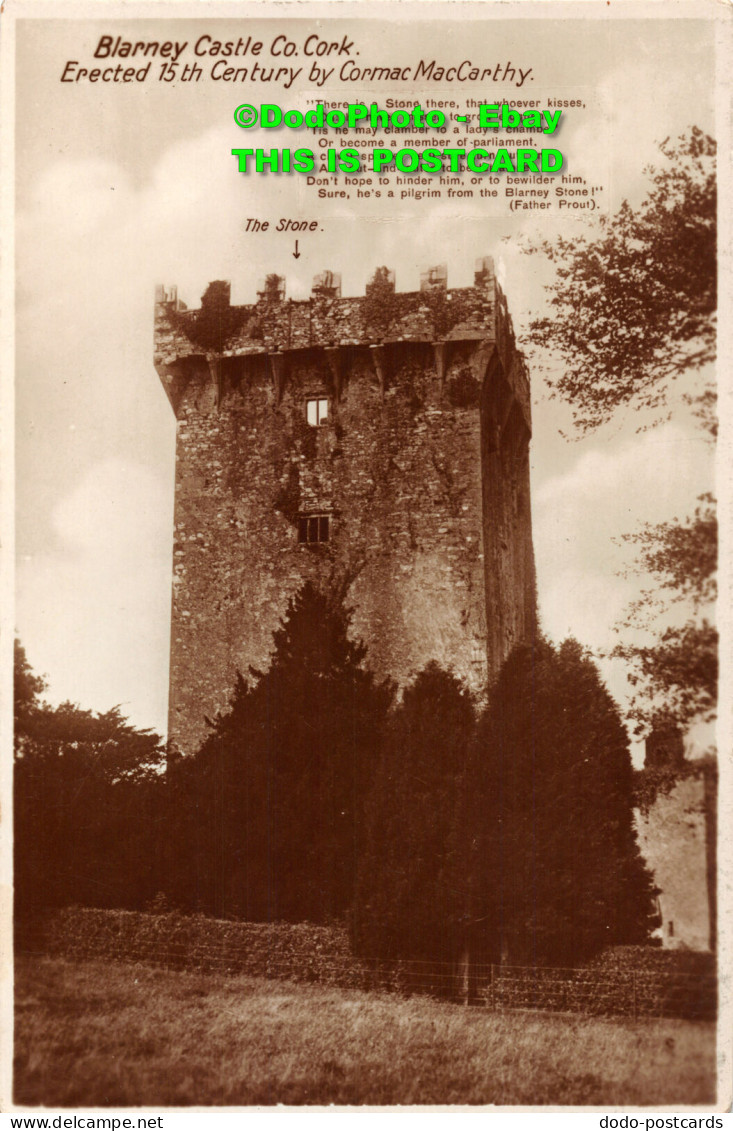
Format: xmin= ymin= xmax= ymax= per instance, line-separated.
xmin=16 ymin=459 xmax=174 ymax=734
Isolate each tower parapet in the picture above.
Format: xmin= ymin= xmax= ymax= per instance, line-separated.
xmin=155 ymin=257 xmax=535 ymax=754
xmin=155 ymin=259 xmax=529 ymax=425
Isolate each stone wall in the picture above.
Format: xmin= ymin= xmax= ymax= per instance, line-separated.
xmin=155 ymin=261 xmax=535 ymax=755
xmin=635 ymin=774 xmax=711 ymax=951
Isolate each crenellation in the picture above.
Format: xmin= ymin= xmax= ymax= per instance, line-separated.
xmin=420 ymin=264 xmax=448 ymax=292
xmin=154 ymin=272 xmax=498 ymax=371
xmin=312 ymin=270 xmax=342 ymax=298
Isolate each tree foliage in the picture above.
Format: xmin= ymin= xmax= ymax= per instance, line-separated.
xmin=351 ymin=663 xmax=476 ymax=962
xmin=525 ymin=127 xmax=718 ymax=735
xmin=14 ymin=640 xmax=167 ymax=920
xmin=612 ymin=494 xmax=717 ymax=730
xmin=13 ymin=619 xmax=659 ymax=970
xmin=619 ymin=493 xmax=717 ymax=610
xmin=475 ymin=639 xmax=658 ymax=966
xmin=525 ymin=127 xmax=716 ymax=433
xmin=170 ymin=583 xmax=393 ymax=922
xmin=363 ymin=266 xmax=398 ymax=340
xmin=14 ymin=639 xmax=47 ymax=738
xmin=353 ymin=643 xmax=657 ymax=969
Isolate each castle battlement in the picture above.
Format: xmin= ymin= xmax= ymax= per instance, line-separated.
xmin=154 ymin=257 xmax=530 ymax=433
xmin=155 ymin=255 xmax=536 ymax=755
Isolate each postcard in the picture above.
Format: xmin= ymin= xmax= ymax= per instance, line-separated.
xmin=3 ymin=0 xmax=729 ymax=1113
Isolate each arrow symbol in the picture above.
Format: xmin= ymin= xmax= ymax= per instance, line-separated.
xmin=293 ymin=240 xmax=300 ymax=259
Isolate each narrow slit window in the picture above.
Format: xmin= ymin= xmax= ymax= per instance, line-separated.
xmin=306 ymin=398 xmax=329 ymax=427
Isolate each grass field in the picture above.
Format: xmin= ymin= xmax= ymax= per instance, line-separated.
xmin=14 ymin=955 xmax=717 ymax=1107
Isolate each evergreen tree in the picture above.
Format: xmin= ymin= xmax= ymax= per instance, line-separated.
xmin=173 ymin=583 xmax=392 ymax=922
xmin=476 ymin=638 xmax=659 ymax=966
xmin=173 ymin=280 xmax=245 ymax=352
xmin=351 ymin=663 xmax=476 ymax=964
xmin=336 ymin=640 xmax=657 ymax=972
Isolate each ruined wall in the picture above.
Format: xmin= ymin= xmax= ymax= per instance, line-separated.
xmin=635 ymin=775 xmax=711 ymax=951
xmin=155 ymin=261 xmax=535 ymax=755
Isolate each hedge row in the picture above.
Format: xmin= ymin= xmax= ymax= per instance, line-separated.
xmin=588 ymin=943 xmax=716 ymax=980
xmin=485 ymin=962 xmax=716 ymax=1021
xmin=32 ymin=909 xmax=436 ymax=994
xmin=38 ymin=908 xmax=367 ymax=984
xmin=21 ymin=909 xmax=716 ymax=1020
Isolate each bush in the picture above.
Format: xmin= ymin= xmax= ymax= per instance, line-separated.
xmin=482 ymin=947 xmax=716 ymax=1020
xmin=43 ymin=908 xmax=365 ymax=984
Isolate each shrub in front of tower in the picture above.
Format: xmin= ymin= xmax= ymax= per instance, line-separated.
xmin=350 ymin=662 xmax=477 ymax=972
xmin=474 ymin=637 xmax=660 ymax=967
xmin=168 ymin=583 xmax=393 ymax=923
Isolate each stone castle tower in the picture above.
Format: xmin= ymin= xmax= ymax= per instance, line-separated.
xmin=155 ymin=257 xmax=536 ymax=755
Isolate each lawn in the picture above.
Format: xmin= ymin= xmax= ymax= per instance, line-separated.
xmin=14 ymin=955 xmax=717 ymax=1108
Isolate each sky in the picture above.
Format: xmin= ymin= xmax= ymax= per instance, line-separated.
xmin=13 ymin=7 xmax=718 ymax=757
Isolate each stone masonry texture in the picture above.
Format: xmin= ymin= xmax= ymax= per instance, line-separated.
xmin=635 ymin=775 xmax=711 ymax=951
xmin=154 ymin=259 xmax=536 ymax=755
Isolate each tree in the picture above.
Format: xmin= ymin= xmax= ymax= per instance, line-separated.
xmin=353 ymin=643 xmax=657 ymax=972
xmin=525 ymin=128 xmax=716 ymax=434
xmin=475 ymin=639 xmax=658 ymax=966
xmin=612 ymin=494 xmax=717 ymax=731
xmin=524 ymin=127 xmax=717 ymax=733
xmin=172 ymin=583 xmax=393 ymax=922
xmin=351 ymin=663 xmax=476 ymax=965
xmin=14 ymin=640 xmax=167 ymax=919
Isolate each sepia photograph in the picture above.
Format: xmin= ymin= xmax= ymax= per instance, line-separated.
xmin=3 ymin=0 xmax=728 ymax=1112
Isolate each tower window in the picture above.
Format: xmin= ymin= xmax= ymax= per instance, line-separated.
xmin=298 ymin=515 xmax=330 ymax=544
xmin=306 ymin=398 xmax=329 ymax=427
